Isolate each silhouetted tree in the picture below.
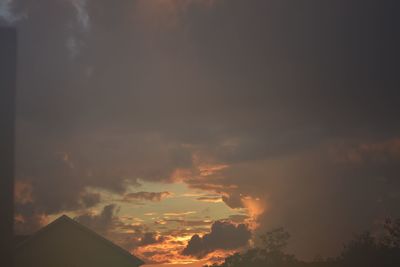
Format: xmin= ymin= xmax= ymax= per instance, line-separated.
xmin=339 ymin=231 xmax=380 ymax=267
xmin=207 ymin=227 xmax=299 ymax=267
xmin=260 ymin=227 xmax=290 ymax=253
xmin=336 ymin=218 xmax=400 ymax=267
xmin=382 ymin=217 xmax=400 ymax=248
xmin=206 ymin=218 xmax=400 ymax=267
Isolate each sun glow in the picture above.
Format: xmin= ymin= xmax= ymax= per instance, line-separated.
xmin=133 ymin=231 xmax=207 ymax=265
xmin=134 ymin=235 xmax=235 ymax=266
xmin=241 ymin=196 xmax=266 ymax=230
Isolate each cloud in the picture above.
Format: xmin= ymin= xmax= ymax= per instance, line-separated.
xmin=132 ymin=227 xmax=213 ymax=265
xmin=182 ymin=221 xmax=251 ymax=258
xmin=165 ymin=219 xmax=213 ymax=228
xmin=11 ymin=0 xmax=400 ymax=261
xmin=14 ymin=206 xmax=49 ymax=235
xmin=222 ymin=194 xmax=244 ymax=209
xmin=164 ymin=211 xmax=197 ymax=217
xmin=74 ymin=204 xmax=118 ymax=234
xmin=14 ymin=180 xmax=34 ymax=205
xmin=66 ymin=0 xmax=90 ymax=58
xmin=133 ymin=0 xmax=216 ymax=31
xmin=330 ymin=138 xmax=400 ymax=165
xmin=122 ymin=191 xmax=172 ymax=202
xmin=196 ymin=195 xmax=223 ymax=203
xmin=80 ymin=192 xmax=101 ymax=207
xmin=70 ymin=0 xmax=90 ymax=31
xmin=137 ymin=232 xmax=165 ymax=246
xmin=227 ymin=214 xmax=249 ymax=224
xmin=0 ymin=0 xmax=15 ymax=23
xmin=72 ymin=205 xmax=157 ymax=252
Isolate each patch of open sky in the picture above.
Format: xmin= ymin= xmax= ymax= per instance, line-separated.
xmin=48 ymin=180 xmax=243 ymax=230
xmin=118 ymin=180 xmax=241 ymax=228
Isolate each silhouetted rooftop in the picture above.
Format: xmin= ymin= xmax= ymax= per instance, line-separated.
xmin=15 ymin=215 xmax=144 ymax=267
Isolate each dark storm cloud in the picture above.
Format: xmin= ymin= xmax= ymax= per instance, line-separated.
xmin=137 ymin=232 xmax=165 ymax=247
xmin=184 ymin=0 xmax=400 ymax=162
xmin=222 ymin=194 xmax=243 ymax=209
xmin=14 ymin=202 xmax=46 ymax=235
xmin=14 ymin=151 xmax=109 ymax=232
xmin=189 ymin=138 xmax=400 ymax=258
xmin=11 ymin=0 xmax=400 ymax=260
xmin=74 ymin=204 xmax=151 ymax=251
xmin=182 ymin=221 xmax=251 ymax=258
xmin=13 ymin=0 xmax=198 ymax=231
xmin=74 ymin=204 xmax=117 ymax=234
xmin=80 ymin=192 xmax=101 ymax=207
xmin=115 ymin=231 xmax=166 ymax=251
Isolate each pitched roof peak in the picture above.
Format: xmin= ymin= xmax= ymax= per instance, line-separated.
xmin=16 ymin=214 xmax=144 ymax=266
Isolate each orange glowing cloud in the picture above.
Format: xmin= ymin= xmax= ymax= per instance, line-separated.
xmin=196 ymin=195 xmax=223 ymax=203
xmin=198 ymin=164 xmax=229 ymax=177
xmin=241 ymin=196 xmax=267 ymax=230
xmin=131 ymin=222 xmax=247 ymax=265
xmin=14 ymin=180 xmax=34 ymax=204
xmin=133 ymin=236 xmax=235 ymax=266
xmin=122 ymin=191 xmax=172 ymax=202
xmin=132 ymin=229 xmax=209 ymax=265
xmin=164 ymin=211 xmax=197 ymax=216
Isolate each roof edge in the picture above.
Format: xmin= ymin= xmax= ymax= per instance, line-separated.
xmin=16 ymin=215 xmax=145 ymax=266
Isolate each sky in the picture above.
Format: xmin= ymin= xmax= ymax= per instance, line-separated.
xmin=2 ymin=0 xmax=400 ymax=266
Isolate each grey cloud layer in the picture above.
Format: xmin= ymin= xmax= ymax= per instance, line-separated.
xmin=10 ymin=0 xmax=400 ymax=259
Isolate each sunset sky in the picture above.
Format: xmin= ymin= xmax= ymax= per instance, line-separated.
xmin=2 ymin=0 xmax=400 ymax=266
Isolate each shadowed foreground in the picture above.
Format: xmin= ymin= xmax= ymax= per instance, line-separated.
xmin=208 ymin=218 xmax=400 ymax=267
xmin=15 ymin=215 xmax=144 ymax=267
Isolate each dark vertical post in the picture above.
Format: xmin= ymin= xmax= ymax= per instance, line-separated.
xmin=0 ymin=27 xmax=17 ymax=267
